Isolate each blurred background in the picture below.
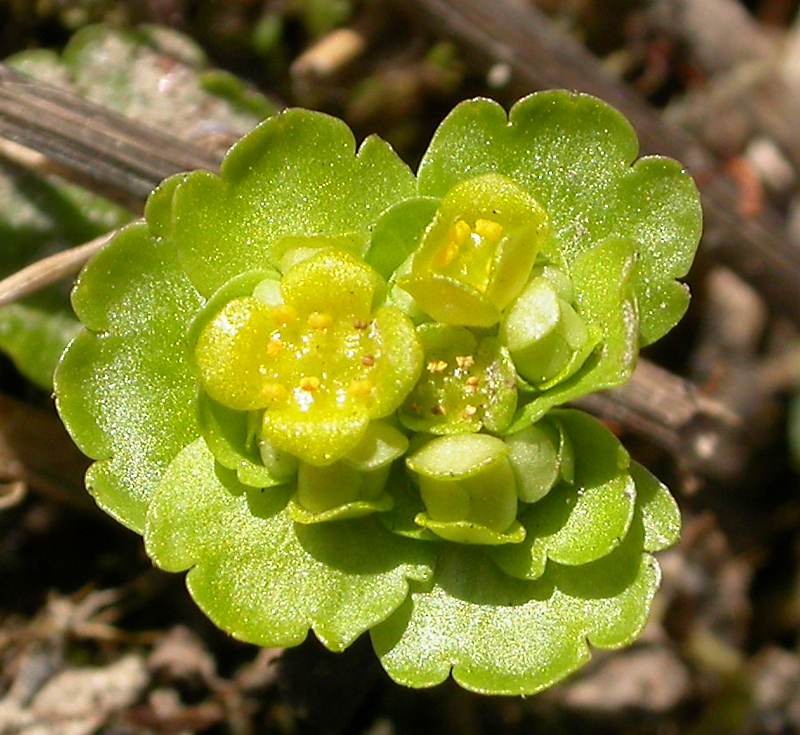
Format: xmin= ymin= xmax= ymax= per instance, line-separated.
xmin=2 ymin=1 xmax=800 ymax=733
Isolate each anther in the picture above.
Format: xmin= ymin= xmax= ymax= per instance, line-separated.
xmin=465 ymin=376 xmax=480 ymax=393
xmin=262 ymin=383 xmax=287 ymax=402
xmin=353 ymin=319 xmax=369 ymax=330
xmin=427 ymin=359 xmax=448 ymax=373
xmin=475 ymin=218 xmax=504 ymax=241
xmin=436 ymin=242 xmax=460 ymax=268
xmin=455 ymin=355 xmax=475 ymax=369
xmin=361 ymin=354 xmax=375 ymax=367
xmin=463 ymin=405 xmax=478 ymax=417
xmin=348 ymin=379 xmax=373 ymax=398
xmin=266 ymin=339 xmax=284 ymax=357
xmin=451 ymin=219 xmax=471 ymax=245
xmin=272 ymin=304 xmax=297 ymax=325
xmin=431 ymin=404 xmax=446 ymax=416
xmin=308 ymin=311 xmax=333 ymax=330
xmin=300 ymin=376 xmax=321 ymax=392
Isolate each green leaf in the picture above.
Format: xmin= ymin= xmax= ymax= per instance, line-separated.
xmin=488 ymin=410 xmax=635 ymax=580
xmin=507 ymin=237 xmax=639 ymax=429
xmin=54 ymin=221 xmax=203 ymax=532
xmin=505 ymin=420 xmax=560 ymax=504
xmin=171 ymin=109 xmax=416 ymax=296
xmin=0 ymin=294 xmax=80 ymax=390
xmin=197 ymin=392 xmax=286 ymax=489
xmin=365 ymin=197 xmax=440 ymax=279
xmin=631 ymin=461 xmax=681 ymax=553
xmin=406 ymin=434 xmax=520 ymax=542
xmin=371 ymin=495 xmax=659 ymax=695
xmin=145 ymin=439 xmax=434 ymax=651
xmin=417 ymin=91 xmax=701 ymax=344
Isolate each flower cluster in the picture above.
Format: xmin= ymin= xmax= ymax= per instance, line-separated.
xmin=55 ymin=91 xmax=701 ymax=694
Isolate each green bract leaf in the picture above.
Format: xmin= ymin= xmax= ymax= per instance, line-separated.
xmin=55 ymin=216 xmax=203 ymax=532
xmin=507 ymin=237 xmax=639 ymax=429
xmin=505 ymin=419 xmax=562 ymax=504
xmin=371 ymin=494 xmax=659 ymax=695
xmin=289 ymin=421 xmax=407 ymax=523
xmin=171 ymin=109 xmax=416 ymax=296
xmin=488 ymin=410 xmax=635 ymax=580
xmin=0 ymin=296 xmax=81 ymax=391
xmin=416 ymin=91 xmax=701 ymax=345
xmin=632 ymin=461 xmax=681 ymax=552
xmin=365 ymin=197 xmax=440 ymax=279
xmin=145 ymin=439 xmax=434 ymax=650
xmin=406 ymin=434 xmax=520 ymax=544
xmin=197 ymin=392 xmax=288 ymax=489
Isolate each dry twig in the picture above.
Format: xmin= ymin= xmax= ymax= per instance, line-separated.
xmin=0 ymin=232 xmax=112 ymax=307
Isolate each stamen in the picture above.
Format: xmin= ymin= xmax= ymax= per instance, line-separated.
xmin=308 ymin=311 xmax=333 ymax=330
xmin=475 ymin=218 xmax=504 ymax=241
xmin=300 ymin=376 xmax=321 ymax=392
xmin=261 ymin=382 xmax=287 ymax=402
xmin=348 ymin=379 xmax=373 ymax=398
xmin=451 ymin=219 xmax=471 ymax=245
xmin=436 ymin=242 xmax=460 ymax=268
xmin=272 ymin=304 xmax=297 ymax=325
xmin=465 ymin=376 xmax=480 ymax=394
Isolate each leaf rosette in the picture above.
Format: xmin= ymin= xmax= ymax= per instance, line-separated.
xmin=55 ymin=91 xmax=699 ymax=695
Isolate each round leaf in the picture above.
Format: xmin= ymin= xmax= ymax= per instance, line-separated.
xmin=145 ymin=439 xmax=434 ymax=651
xmin=172 ymin=109 xmax=416 ymax=296
xmin=372 ymin=505 xmax=659 ymax=695
xmin=55 ymin=221 xmax=203 ymax=532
